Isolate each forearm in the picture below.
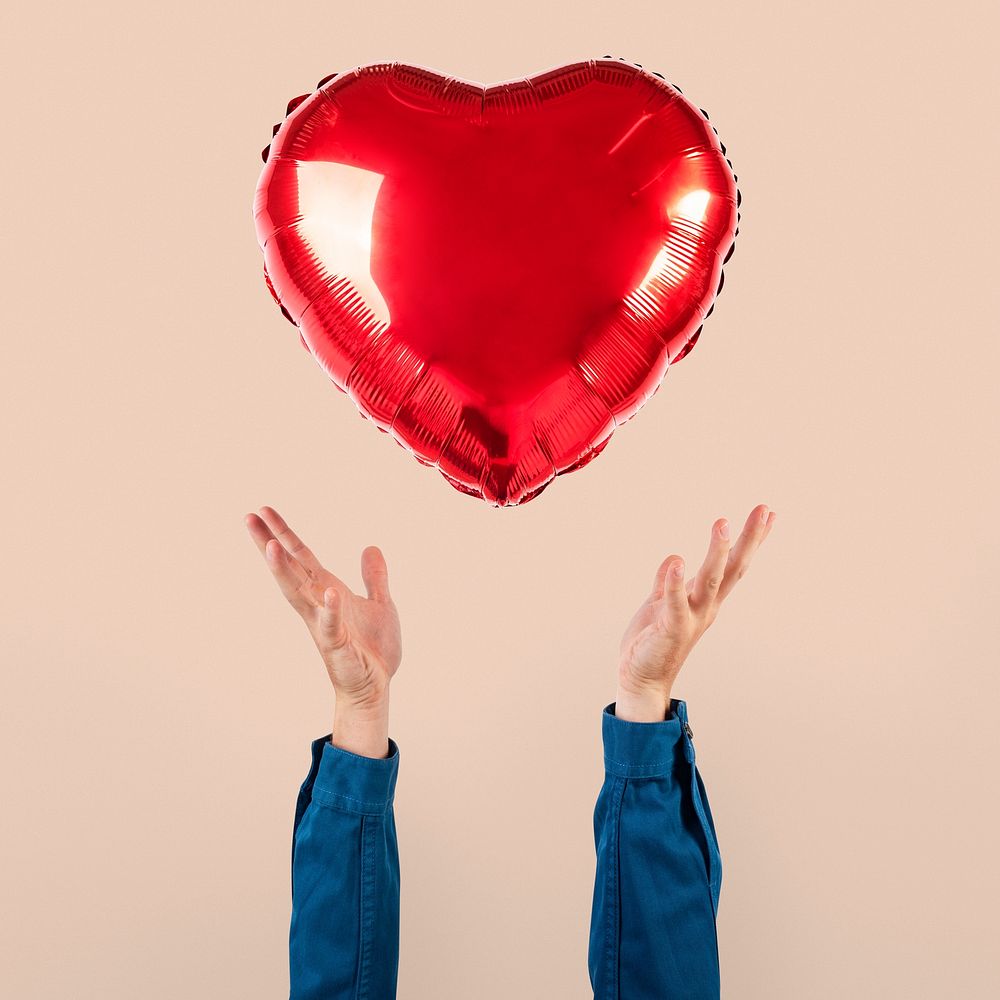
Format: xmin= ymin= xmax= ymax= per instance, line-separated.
xmin=289 ymin=732 xmax=400 ymax=1000
xmin=589 ymin=700 xmax=722 ymax=1000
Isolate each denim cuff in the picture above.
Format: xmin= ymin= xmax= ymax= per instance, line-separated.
xmin=304 ymin=734 xmax=400 ymax=815
xmin=601 ymin=699 xmax=692 ymax=778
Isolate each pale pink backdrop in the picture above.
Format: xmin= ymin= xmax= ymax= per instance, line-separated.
xmin=2 ymin=1 xmax=998 ymax=997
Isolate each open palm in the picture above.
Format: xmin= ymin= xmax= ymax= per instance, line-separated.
xmin=618 ymin=504 xmax=775 ymax=713
xmin=245 ymin=506 xmax=401 ymax=706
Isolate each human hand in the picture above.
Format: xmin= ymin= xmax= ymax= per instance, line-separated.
xmin=245 ymin=506 xmax=400 ymax=757
xmin=615 ymin=504 xmax=776 ymax=722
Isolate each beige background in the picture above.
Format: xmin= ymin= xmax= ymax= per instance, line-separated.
xmin=3 ymin=1 xmax=998 ymax=997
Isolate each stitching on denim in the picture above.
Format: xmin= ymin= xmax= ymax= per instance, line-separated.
xmin=357 ymin=815 xmax=375 ymax=999
xmin=312 ymin=787 xmax=393 ymax=813
xmin=604 ymin=757 xmax=672 ymax=769
xmin=601 ymin=776 xmax=625 ymax=1000
xmin=315 ymin=791 xmax=388 ymax=806
xmin=688 ymin=762 xmax=720 ymax=917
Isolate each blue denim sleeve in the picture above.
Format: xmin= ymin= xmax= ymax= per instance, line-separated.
xmin=589 ymin=700 xmax=722 ymax=1000
xmin=289 ymin=735 xmax=400 ymax=1000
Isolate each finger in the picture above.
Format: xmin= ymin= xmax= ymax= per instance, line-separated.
xmin=659 ymin=555 xmax=690 ymax=624
xmin=762 ymin=510 xmax=777 ymax=541
xmin=243 ymin=514 xmax=309 ymax=579
xmin=717 ymin=504 xmax=771 ymax=602
xmin=244 ymin=511 xmax=276 ymax=554
xmin=263 ymin=537 xmax=318 ymax=615
xmin=651 ymin=555 xmax=673 ymax=599
xmin=690 ymin=518 xmax=731 ymax=610
xmin=245 ymin=512 xmax=310 ymax=582
xmin=318 ymin=587 xmax=350 ymax=649
xmin=360 ymin=546 xmax=391 ymax=602
xmin=651 ymin=552 xmax=684 ymax=599
xmin=258 ymin=506 xmax=325 ymax=581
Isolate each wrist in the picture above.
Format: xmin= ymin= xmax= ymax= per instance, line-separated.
xmin=614 ymin=681 xmax=673 ymax=723
xmin=332 ymin=689 xmax=390 ymax=758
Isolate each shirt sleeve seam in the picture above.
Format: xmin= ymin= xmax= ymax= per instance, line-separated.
xmin=311 ymin=788 xmax=394 ymax=814
xmin=604 ymin=757 xmax=672 ymax=769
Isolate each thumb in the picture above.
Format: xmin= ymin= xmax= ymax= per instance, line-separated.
xmin=361 ymin=545 xmax=391 ymax=602
xmin=318 ymin=588 xmax=350 ymax=650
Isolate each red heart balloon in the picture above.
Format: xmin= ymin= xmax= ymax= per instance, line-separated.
xmin=254 ymin=58 xmax=738 ymax=505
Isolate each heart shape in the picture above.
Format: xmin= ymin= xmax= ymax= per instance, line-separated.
xmin=254 ymin=58 xmax=738 ymax=505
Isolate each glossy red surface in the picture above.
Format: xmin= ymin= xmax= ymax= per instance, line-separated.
xmin=254 ymin=58 xmax=738 ymax=505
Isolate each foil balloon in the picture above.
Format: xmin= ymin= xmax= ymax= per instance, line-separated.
xmin=254 ymin=57 xmax=739 ymax=505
